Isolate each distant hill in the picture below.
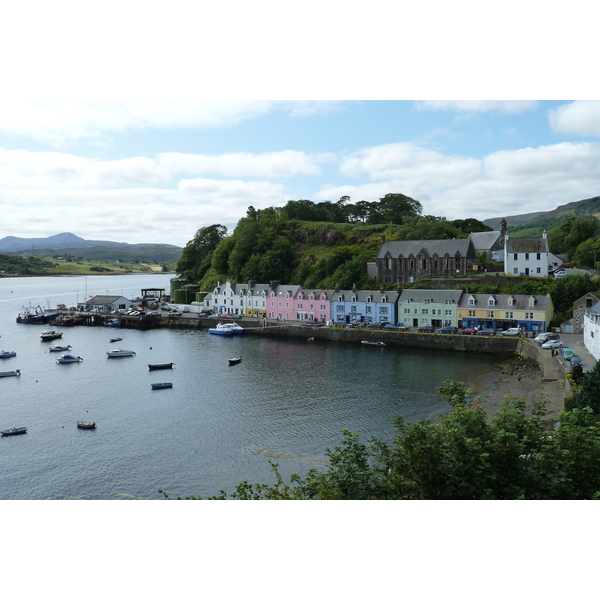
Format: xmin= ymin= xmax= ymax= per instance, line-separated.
xmin=483 ymin=195 xmax=600 ymax=235
xmin=0 ymin=232 xmax=182 ymax=263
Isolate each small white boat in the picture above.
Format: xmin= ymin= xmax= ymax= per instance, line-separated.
xmin=77 ymin=421 xmax=96 ymax=429
xmin=56 ymin=354 xmax=83 ymax=364
xmin=0 ymin=350 xmax=17 ymax=358
xmin=40 ymin=329 xmax=64 ymax=341
xmin=0 ymin=369 xmax=21 ymax=377
xmin=49 ymin=345 xmax=72 ymax=352
xmin=208 ymin=321 xmax=244 ymax=335
xmin=106 ymin=349 xmax=136 ymax=358
xmin=229 ymin=356 xmax=242 ymax=365
xmin=361 ymin=340 xmax=386 ymax=347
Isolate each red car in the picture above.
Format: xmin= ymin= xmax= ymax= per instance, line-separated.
xmin=460 ymin=327 xmax=477 ymax=335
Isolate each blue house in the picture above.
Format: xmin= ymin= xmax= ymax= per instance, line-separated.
xmin=329 ymin=288 xmax=399 ymax=325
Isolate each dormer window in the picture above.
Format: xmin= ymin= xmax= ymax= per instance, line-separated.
xmin=468 ymin=296 xmax=476 ymax=306
xmin=528 ymin=297 xmax=535 ymax=307
xmin=487 ymin=296 xmax=496 ymax=307
xmin=381 ymin=296 xmax=387 ymax=303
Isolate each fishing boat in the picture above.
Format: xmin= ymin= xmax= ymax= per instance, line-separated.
xmin=361 ymin=340 xmax=386 ymax=347
xmin=0 ymin=369 xmax=21 ymax=377
xmin=56 ymin=354 xmax=83 ymax=364
xmin=228 ymin=356 xmax=242 ymax=365
xmin=49 ymin=345 xmax=72 ymax=352
xmin=16 ymin=304 xmax=55 ymax=324
xmin=106 ymin=349 xmax=136 ymax=358
xmin=151 ymin=382 xmax=173 ymax=390
xmin=77 ymin=421 xmax=96 ymax=429
xmin=40 ymin=329 xmax=64 ymax=341
xmin=109 ymin=337 xmax=123 ymax=343
xmin=105 ymin=319 xmax=121 ymax=328
xmin=0 ymin=350 xmax=17 ymax=359
xmin=148 ymin=362 xmax=174 ymax=371
xmin=1 ymin=426 xmax=27 ymax=436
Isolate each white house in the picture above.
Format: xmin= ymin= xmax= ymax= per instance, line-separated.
xmin=504 ymin=232 xmax=550 ymax=277
xmin=82 ymin=295 xmax=133 ymax=312
xmin=583 ymin=300 xmax=600 ymax=360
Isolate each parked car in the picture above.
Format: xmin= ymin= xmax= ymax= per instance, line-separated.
xmin=554 ymin=271 xmax=567 ymax=278
xmin=559 ymin=263 xmax=573 ymax=268
xmin=561 ymin=347 xmax=574 ymax=361
xmin=534 ymin=332 xmax=560 ymax=345
xmin=383 ymin=324 xmax=401 ymax=330
xmin=501 ymin=328 xmax=522 ymax=336
xmin=541 ymin=339 xmax=563 ymax=349
xmin=438 ymin=326 xmax=458 ymax=334
xmin=460 ymin=327 xmax=477 ymax=335
xmin=476 ymin=328 xmax=496 ymax=336
xmin=417 ymin=325 xmax=436 ymax=333
xmin=571 ymin=355 xmax=582 ymax=367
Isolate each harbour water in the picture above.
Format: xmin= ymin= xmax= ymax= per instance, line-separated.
xmin=0 ymin=274 xmax=499 ymax=499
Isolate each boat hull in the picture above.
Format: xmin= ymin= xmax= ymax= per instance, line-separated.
xmin=1 ymin=427 xmax=27 ymax=436
xmin=151 ymin=383 xmax=173 ymax=389
xmin=77 ymin=421 xmax=96 ymax=429
xmin=148 ymin=363 xmax=174 ymax=370
xmin=0 ymin=370 xmax=21 ymax=377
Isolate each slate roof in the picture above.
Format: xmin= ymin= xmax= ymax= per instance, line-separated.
xmin=331 ymin=289 xmax=399 ymax=303
xmin=399 ymin=289 xmax=463 ymax=303
xmin=377 ymin=238 xmax=474 ymax=258
xmin=469 ymin=231 xmax=501 ymax=252
xmin=457 ymin=293 xmax=552 ymax=311
xmin=505 ymin=236 xmax=548 ymax=253
xmin=86 ymin=295 xmax=129 ymax=304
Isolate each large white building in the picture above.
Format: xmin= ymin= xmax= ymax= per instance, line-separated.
xmin=504 ymin=232 xmax=550 ymax=277
xmin=584 ymin=300 xmax=600 ymax=360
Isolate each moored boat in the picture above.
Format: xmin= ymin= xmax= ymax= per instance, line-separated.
xmin=40 ymin=329 xmax=64 ymax=341
xmin=109 ymin=337 xmax=123 ymax=343
xmin=151 ymin=382 xmax=173 ymax=389
xmin=0 ymin=369 xmax=21 ymax=377
xmin=106 ymin=349 xmax=136 ymax=358
xmin=105 ymin=319 xmax=121 ymax=328
xmin=148 ymin=362 xmax=174 ymax=370
xmin=228 ymin=356 xmax=242 ymax=365
xmin=77 ymin=421 xmax=96 ymax=429
xmin=1 ymin=426 xmax=27 ymax=436
xmin=16 ymin=304 xmax=54 ymax=324
xmin=0 ymin=350 xmax=17 ymax=359
xmin=56 ymin=354 xmax=83 ymax=364
xmin=49 ymin=345 xmax=72 ymax=352
xmin=208 ymin=321 xmax=243 ymax=335
xmin=361 ymin=340 xmax=386 ymax=347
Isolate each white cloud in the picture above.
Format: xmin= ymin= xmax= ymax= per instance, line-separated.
xmin=317 ymin=140 xmax=600 ymax=222
xmin=548 ymin=101 xmax=600 ymax=137
xmin=415 ymin=100 xmax=538 ymax=114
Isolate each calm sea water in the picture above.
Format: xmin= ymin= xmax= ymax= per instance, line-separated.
xmin=0 ymin=274 xmax=498 ymax=500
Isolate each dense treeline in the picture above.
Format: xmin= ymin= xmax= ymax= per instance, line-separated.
xmin=0 ymin=253 xmax=55 ymax=275
xmin=176 ymin=194 xmax=492 ymax=289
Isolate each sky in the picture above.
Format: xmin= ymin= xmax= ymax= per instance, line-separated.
xmin=3 ymin=99 xmax=600 ymax=248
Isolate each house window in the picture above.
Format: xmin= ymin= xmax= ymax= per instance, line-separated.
xmin=404 ymin=308 xmax=411 ymax=314
xmin=410 ymin=260 xmax=414 ymax=269
xmin=468 ymin=298 xmax=475 ymax=306
xmin=537 ymin=253 xmax=541 ymax=260
xmin=366 ymin=305 xmax=372 ymax=314
xmin=486 ymin=311 xmax=494 ymax=318
xmin=487 ymin=298 xmax=495 ymax=306
xmin=536 ymin=268 xmax=541 ymax=273
xmin=422 ymin=309 xmax=429 ymax=315
xmin=468 ymin=310 xmax=476 ymax=317
xmin=444 ymin=299 xmax=453 ymax=305
xmin=444 ymin=309 xmax=452 ymax=316
xmin=525 ymin=253 xmax=529 ymax=260
xmin=526 ymin=312 xmax=534 ymax=319
xmin=380 ymin=307 xmax=388 ymax=315
xmin=336 ymin=305 xmax=344 ymax=312
xmin=298 ymin=303 xmax=303 ymax=309
xmin=386 ymin=257 xmax=392 ymax=269
xmin=514 ymin=253 xmax=518 ymax=260
xmin=513 ymin=268 xmax=519 ymax=274
xmin=421 ymin=259 xmax=427 ymax=269
xmin=505 ymin=312 xmax=513 ymax=318
xmin=424 ymin=299 xmax=431 ymax=304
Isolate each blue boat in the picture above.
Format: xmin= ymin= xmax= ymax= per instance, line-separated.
xmin=151 ymin=382 xmax=173 ymax=390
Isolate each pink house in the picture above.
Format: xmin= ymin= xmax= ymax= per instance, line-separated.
xmin=295 ymin=289 xmax=330 ymax=323
xmin=267 ymin=284 xmax=301 ymax=321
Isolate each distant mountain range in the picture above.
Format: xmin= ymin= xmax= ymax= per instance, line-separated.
xmin=483 ymin=194 xmax=600 ymax=232
xmin=0 ymin=232 xmax=182 ymax=263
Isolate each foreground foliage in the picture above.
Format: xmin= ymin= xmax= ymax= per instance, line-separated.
xmin=161 ymin=381 xmax=600 ymax=500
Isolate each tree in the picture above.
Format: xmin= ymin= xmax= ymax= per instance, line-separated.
xmin=568 ymin=359 xmax=600 ymax=414
xmin=368 ymin=193 xmax=423 ymax=224
xmin=548 ymin=216 xmax=600 ymax=257
xmin=175 ymin=224 xmax=227 ymax=282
